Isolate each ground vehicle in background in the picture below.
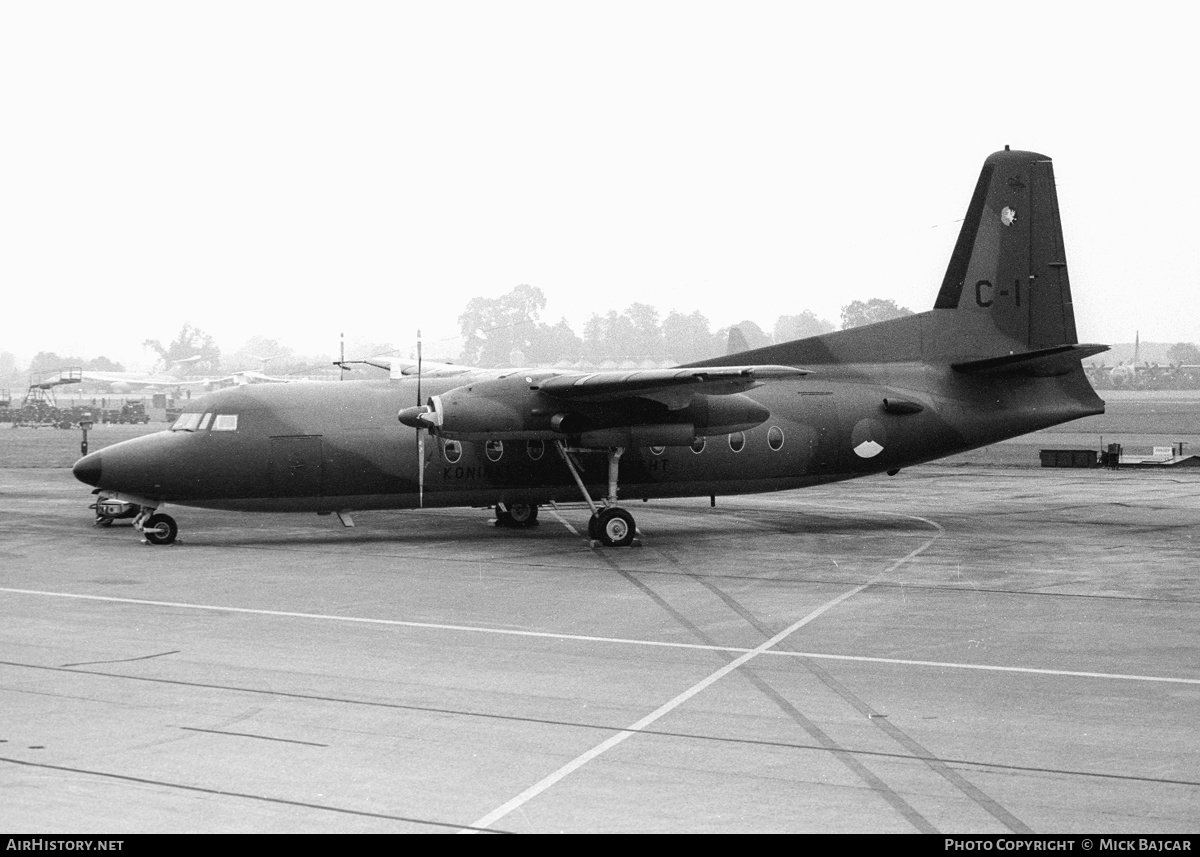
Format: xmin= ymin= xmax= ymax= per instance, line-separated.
xmin=99 ymin=400 xmax=152 ymax=424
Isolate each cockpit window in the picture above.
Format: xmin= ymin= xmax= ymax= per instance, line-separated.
xmin=212 ymin=414 xmax=239 ymax=432
xmin=198 ymin=413 xmax=213 ymax=431
xmin=171 ymin=413 xmax=203 ymax=432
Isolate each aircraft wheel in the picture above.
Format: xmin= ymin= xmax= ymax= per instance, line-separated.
xmin=144 ymin=513 xmax=178 ymax=545
xmin=596 ymin=507 xmax=636 ymax=547
xmin=494 ymin=507 xmax=514 ymax=528
xmin=587 ymin=513 xmax=601 ymax=541
xmin=95 ymin=515 xmax=114 ymax=528
xmin=506 ymin=502 xmax=539 ymax=528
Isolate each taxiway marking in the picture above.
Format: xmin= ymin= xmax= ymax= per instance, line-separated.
xmin=2 ymin=586 xmax=1197 ymax=687
xmin=462 ymin=515 xmax=945 ymax=832
xmin=463 ymin=579 xmax=880 ymax=832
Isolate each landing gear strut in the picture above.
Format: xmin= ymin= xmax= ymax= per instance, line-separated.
xmin=134 ymin=508 xmax=178 ymax=545
xmin=555 ymin=441 xmax=638 ymax=547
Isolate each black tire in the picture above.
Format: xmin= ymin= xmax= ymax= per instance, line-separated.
xmin=596 ymin=507 xmax=636 ymax=547
xmin=95 ymin=516 xmax=114 ymax=528
xmin=507 ymin=503 xmax=539 ymax=528
xmin=494 ymin=507 xmax=514 ymax=528
xmin=587 ymin=513 xmax=601 ymax=541
xmin=144 ymin=513 xmax=178 ymax=545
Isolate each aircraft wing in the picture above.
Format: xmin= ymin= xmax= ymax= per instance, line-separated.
xmin=335 ymin=356 xmax=480 ymax=379
xmin=223 ymin=370 xmax=291 ymax=385
xmin=535 ymin=365 xmax=809 ymax=409
xmin=69 ymin=370 xmax=189 ymax=389
xmin=72 ymin=368 xmax=291 ymax=390
xmin=404 ymin=364 xmax=812 ymax=437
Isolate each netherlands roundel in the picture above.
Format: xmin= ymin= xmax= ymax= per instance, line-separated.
xmin=851 ymin=418 xmax=887 ymax=459
xmin=1001 ymin=206 xmax=1017 ymax=227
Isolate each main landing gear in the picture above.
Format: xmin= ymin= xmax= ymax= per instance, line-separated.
xmin=495 ymin=501 xmax=539 ymax=528
xmin=555 ymin=441 xmax=639 ymax=547
xmin=133 ymin=508 xmax=178 ymax=545
xmin=588 ymin=507 xmax=636 ymax=547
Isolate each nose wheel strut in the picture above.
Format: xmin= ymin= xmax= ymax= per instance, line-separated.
xmin=134 ymin=508 xmax=178 ymax=545
xmin=554 ymin=441 xmax=638 ymax=547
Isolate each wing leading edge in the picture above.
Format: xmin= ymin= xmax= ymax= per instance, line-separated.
xmin=533 ymin=365 xmax=809 ymax=409
xmin=400 ymin=364 xmax=810 ymax=443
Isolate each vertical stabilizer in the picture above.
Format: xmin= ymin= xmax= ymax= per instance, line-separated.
xmin=934 ymin=149 xmax=1078 ymax=350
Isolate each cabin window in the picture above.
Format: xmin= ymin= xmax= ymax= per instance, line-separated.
xmin=649 ymin=445 xmax=665 ymax=456
xmin=486 ymin=439 xmax=504 ymax=462
xmin=728 ymin=432 xmax=745 ymax=453
xmin=198 ymin=413 xmax=213 ymax=431
xmin=443 ymin=440 xmax=462 ymax=463
xmin=212 ymin=414 xmax=239 ymax=432
xmin=690 ymin=436 xmax=706 ymax=454
xmin=767 ymin=426 xmax=785 ymax=451
xmin=526 ymin=440 xmax=544 ymax=461
xmin=171 ymin=413 xmax=202 ymax=432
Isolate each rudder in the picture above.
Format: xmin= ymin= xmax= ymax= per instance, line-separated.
xmin=934 ymin=148 xmax=1078 ymax=350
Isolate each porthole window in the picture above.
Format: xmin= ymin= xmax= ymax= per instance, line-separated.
xmin=649 ymin=445 xmax=665 ymax=456
xmin=767 ymin=426 xmax=785 ymax=451
xmin=526 ymin=439 xmax=544 ymax=461
xmin=486 ymin=439 xmax=504 ymax=462
xmin=443 ymin=439 xmax=462 ymax=463
xmin=728 ymin=431 xmax=745 ymax=453
xmin=690 ymin=436 xmax=706 ymax=454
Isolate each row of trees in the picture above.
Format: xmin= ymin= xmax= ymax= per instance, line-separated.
xmin=0 ymin=291 xmax=930 ymax=386
xmin=32 ymin=286 xmax=1200 ymax=384
xmin=457 ymin=285 xmax=914 ymax=367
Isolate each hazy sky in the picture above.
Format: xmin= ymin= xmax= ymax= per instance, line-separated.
xmin=4 ymin=2 xmax=1198 ymax=369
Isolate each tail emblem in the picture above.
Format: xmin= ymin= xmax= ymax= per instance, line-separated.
xmin=1001 ymin=206 xmax=1017 ymax=226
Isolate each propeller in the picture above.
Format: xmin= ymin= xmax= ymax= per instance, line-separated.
xmin=398 ymin=332 xmax=449 ymax=505
xmin=417 ymin=331 xmax=426 ymax=508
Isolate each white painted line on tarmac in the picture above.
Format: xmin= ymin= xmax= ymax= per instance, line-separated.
xmin=460 ymin=517 xmax=945 ymax=832
xmin=3 ymin=585 xmax=1197 ymax=687
xmin=462 ymin=579 xmax=877 ymax=832
xmin=546 ymin=505 xmax=584 ymax=540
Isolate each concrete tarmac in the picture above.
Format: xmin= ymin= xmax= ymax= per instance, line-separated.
xmin=1 ymin=465 xmax=1198 ymax=833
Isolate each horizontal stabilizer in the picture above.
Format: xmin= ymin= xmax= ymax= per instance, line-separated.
xmin=951 ymin=344 xmax=1109 ymax=377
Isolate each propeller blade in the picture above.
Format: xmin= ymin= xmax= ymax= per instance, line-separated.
xmin=416 ymin=330 xmax=424 ymax=508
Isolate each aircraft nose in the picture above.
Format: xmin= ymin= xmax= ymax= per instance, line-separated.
xmin=73 ymin=452 xmax=102 ymax=487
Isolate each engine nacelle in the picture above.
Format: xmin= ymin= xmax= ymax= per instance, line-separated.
xmin=402 ymin=375 xmax=556 ymax=440
xmin=398 ymin=373 xmax=772 ymax=443
xmin=684 ymin=393 xmax=770 ymax=436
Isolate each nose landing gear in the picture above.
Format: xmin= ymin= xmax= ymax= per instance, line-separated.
xmin=134 ymin=508 xmax=178 ymax=545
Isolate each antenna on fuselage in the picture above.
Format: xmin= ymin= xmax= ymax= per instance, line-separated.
xmin=340 ymin=332 xmax=345 ymax=382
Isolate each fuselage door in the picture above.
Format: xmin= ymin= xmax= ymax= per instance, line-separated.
xmin=269 ymin=435 xmax=324 ymax=497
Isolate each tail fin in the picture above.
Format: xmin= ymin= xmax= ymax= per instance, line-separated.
xmin=934 ymin=147 xmax=1078 ymax=349
xmin=726 ymin=325 xmax=750 ymax=355
xmin=688 ymin=148 xmax=1104 ymax=372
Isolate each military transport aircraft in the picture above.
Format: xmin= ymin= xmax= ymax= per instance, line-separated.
xmin=73 ymin=148 xmax=1107 ymax=547
xmin=66 ymin=356 xmax=288 ymax=393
